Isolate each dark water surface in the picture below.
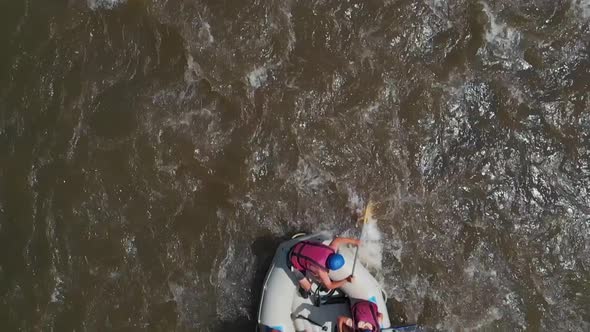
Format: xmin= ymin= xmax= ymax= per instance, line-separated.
xmin=1 ymin=0 xmax=590 ymax=330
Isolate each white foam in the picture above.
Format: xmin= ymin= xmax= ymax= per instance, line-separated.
xmin=184 ymin=54 xmax=202 ymax=83
xmin=575 ymin=0 xmax=590 ymax=19
xmin=199 ymin=22 xmax=214 ymax=44
xmin=50 ymin=272 xmax=65 ymax=304
xmin=389 ymin=236 xmax=403 ymax=262
xmin=482 ymin=3 xmax=508 ymax=45
xmin=346 ymin=188 xmax=364 ymax=216
xmin=480 ymin=2 xmax=530 ymax=69
xmin=358 ymin=220 xmax=383 ymax=271
xmin=472 ymin=307 xmax=504 ymax=329
xmin=247 ymin=66 xmax=268 ymax=89
xmin=124 ymin=235 xmax=137 ymax=256
xmin=88 ymin=0 xmax=125 ymax=10
xmin=67 ymin=109 xmax=84 ymax=160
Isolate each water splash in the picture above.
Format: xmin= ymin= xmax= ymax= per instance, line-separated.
xmin=358 ymin=206 xmax=383 ymax=271
xmin=88 ymin=0 xmax=126 ymax=10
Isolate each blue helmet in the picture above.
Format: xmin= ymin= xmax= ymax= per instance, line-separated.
xmin=327 ymin=253 xmax=345 ymax=270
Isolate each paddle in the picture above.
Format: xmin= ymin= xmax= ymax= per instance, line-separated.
xmin=351 ymin=200 xmax=374 ymax=277
xmin=294 ymin=314 xmax=328 ymax=331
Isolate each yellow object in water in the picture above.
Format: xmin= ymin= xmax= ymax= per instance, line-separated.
xmin=362 ymin=200 xmax=375 ymax=225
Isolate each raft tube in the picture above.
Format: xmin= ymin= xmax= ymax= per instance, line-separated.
xmin=257 ymin=232 xmax=391 ymax=332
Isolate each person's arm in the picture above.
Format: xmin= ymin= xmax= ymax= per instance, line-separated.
xmin=317 ymin=270 xmax=352 ymax=290
xmin=378 ymin=312 xmax=383 ymax=323
xmin=329 ymin=237 xmax=360 ymax=251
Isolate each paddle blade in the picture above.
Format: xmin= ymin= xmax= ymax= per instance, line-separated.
xmin=362 ymin=200 xmax=376 ymax=224
xmin=358 ymin=200 xmax=383 ymax=270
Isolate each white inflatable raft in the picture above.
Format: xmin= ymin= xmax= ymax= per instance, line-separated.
xmin=257 ymin=232 xmax=391 ymax=332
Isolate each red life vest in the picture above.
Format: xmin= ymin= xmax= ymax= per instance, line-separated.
xmin=351 ymin=300 xmax=381 ymax=332
xmin=289 ymin=241 xmax=335 ymax=272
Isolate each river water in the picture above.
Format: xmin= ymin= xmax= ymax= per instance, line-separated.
xmin=1 ymin=0 xmax=589 ymax=331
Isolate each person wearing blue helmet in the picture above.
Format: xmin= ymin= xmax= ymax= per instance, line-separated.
xmin=289 ymin=236 xmax=360 ymax=295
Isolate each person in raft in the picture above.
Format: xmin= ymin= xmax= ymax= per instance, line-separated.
xmin=337 ymin=299 xmax=383 ymax=332
xmin=288 ymin=237 xmax=360 ymax=295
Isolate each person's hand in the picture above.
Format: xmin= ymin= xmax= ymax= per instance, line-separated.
xmin=354 ymin=239 xmax=361 ymax=246
xmin=346 ymin=275 xmax=355 ymax=283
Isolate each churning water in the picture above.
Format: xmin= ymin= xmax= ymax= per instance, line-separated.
xmin=1 ymin=0 xmax=589 ymax=331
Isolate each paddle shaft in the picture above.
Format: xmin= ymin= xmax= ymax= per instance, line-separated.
xmin=351 ymin=215 xmax=366 ymax=277
xmin=350 ymin=244 xmax=360 ymax=277
xmin=295 ymin=315 xmax=327 ymax=331
xmin=351 ymin=202 xmax=372 ymax=277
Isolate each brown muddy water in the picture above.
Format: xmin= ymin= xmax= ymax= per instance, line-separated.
xmin=1 ymin=0 xmax=589 ymax=331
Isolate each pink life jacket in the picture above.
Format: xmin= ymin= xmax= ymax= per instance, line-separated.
xmin=289 ymin=241 xmax=335 ymax=272
xmin=351 ymin=300 xmax=381 ymax=332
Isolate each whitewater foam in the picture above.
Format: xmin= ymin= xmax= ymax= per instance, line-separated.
xmin=88 ymin=0 xmax=125 ymax=10
xmin=247 ymin=66 xmax=269 ymax=89
xmin=575 ymin=0 xmax=590 ymax=19
xmin=480 ymin=2 xmax=530 ymax=70
xmin=358 ymin=217 xmax=383 ymax=271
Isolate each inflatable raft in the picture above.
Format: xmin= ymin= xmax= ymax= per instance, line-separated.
xmin=257 ymin=232 xmax=390 ymax=332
